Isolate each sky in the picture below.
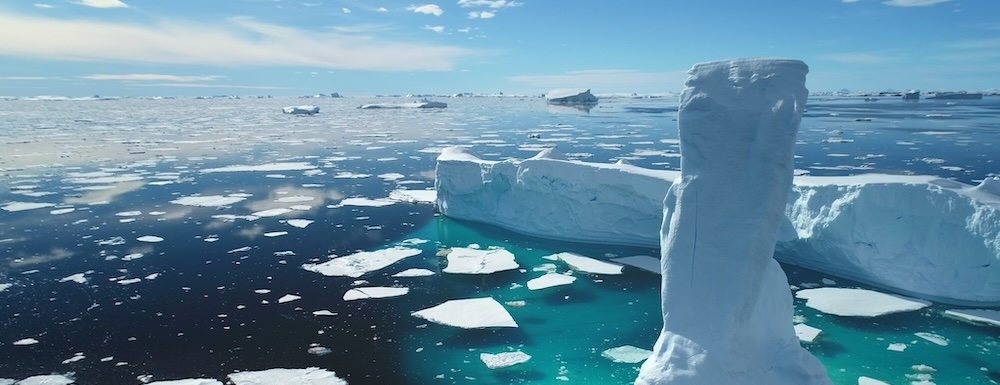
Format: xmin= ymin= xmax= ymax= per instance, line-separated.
xmin=0 ymin=0 xmax=998 ymax=96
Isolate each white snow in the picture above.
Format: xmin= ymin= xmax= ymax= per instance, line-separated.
xmin=228 ymin=367 xmax=346 ymax=385
xmin=278 ymin=294 xmax=302 ymax=304
xmin=795 ymin=288 xmax=930 ymax=317
xmin=480 ymin=351 xmax=531 ymax=369
xmin=794 ymin=323 xmax=823 ymax=343
xmin=552 ymin=252 xmax=622 ymax=275
xmin=602 ymin=345 xmax=653 ymax=363
xmin=170 ymin=195 xmax=248 ymax=207
xmin=286 ymin=219 xmax=314 ymax=228
xmin=13 ymin=338 xmax=39 ymax=346
xmin=609 ymin=255 xmax=660 ymax=274
xmin=526 ymin=273 xmax=576 ymax=290
xmin=943 ymin=308 xmax=1000 ymax=327
xmin=146 ymin=379 xmax=223 ymax=385
xmin=392 ymin=268 xmax=435 ymax=277
xmin=411 ymin=297 xmax=517 ymax=329
xmin=201 ymin=162 xmax=317 ymax=173
xmin=302 ymin=247 xmax=422 ymax=278
xmin=636 ymin=58 xmax=831 ymax=385
xmin=137 ymin=235 xmax=164 ymax=243
xmin=443 ymin=247 xmax=519 ymax=274
xmin=2 ymin=202 xmax=56 ymax=212
xmin=282 ymin=105 xmax=320 ymax=115
xmin=343 ymin=287 xmax=409 ymax=301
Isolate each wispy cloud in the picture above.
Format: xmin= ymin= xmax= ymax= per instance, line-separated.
xmin=508 ymin=69 xmax=688 ymax=90
xmin=423 ymin=25 xmax=445 ymax=33
xmin=81 ymin=74 xmax=224 ymax=82
xmin=342 ymin=7 xmax=351 ymax=13
xmin=883 ymin=0 xmax=949 ymax=7
xmin=468 ymin=11 xmax=495 ymax=19
xmin=75 ymin=0 xmax=129 ymax=8
xmin=0 ymin=11 xmax=473 ymax=71
xmin=818 ymin=52 xmax=894 ymax=64
xmin=376 ymin=7 xmax=388 ymax=12
xmin=34 ymin=3 xmax=53 ymax=8
xmin=1 ymin=76 xmax=59 ymax=80
xmin=408 ymin=4 xmax=443 ymax=16
xmin=457 ymin=0 xmax=522 ymax=8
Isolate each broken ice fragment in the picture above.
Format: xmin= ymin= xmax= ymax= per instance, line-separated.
xmin=302 ymin=247 xmax=422 ymax=278
xmin=552 ymin=252 xmax=622 ymax=275
xmin=602 ymin=345 xmax=653 ymax=364
xmin=443 ymin=247 xmax=519 ymax=274
xmin=526 ymin=273 xmax=576 ymax=290
xmin=412 ymin=297 xmax=517 ymax=329
xmin=795 ymin=288 xmax=930 ymax=317
xmin=343 ymin=287 xmax=409 ymax=301
xmin=479 ymin=351 xmax=531 ymax=369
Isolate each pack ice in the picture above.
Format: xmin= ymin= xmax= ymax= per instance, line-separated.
xmin=435 ymin=136 xmax=1000 ymax=306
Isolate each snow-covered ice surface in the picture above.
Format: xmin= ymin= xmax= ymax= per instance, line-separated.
xmin=479 ymin=351 xmax=531 ymax=369
xmin=601 ymin=345 xmax=653 ymax=363
xmin=146 ymin=379 xmax=222 ymax=385
xmin=943 ymin=309 xmax=1000 ymax=327
xmin=526 ymin=273 xmax=576 ymax=290
xmin=794 ymin=323 xmax=823 ymax=343
xmin=796 ymin=288 xmax=931 ymax=317
xmin=302 ymin=247 xmax=422 ymax=277
xmin=10 ymin=375 xmax=74 ymax=385
xmin=227 ymin=368 xmax=346 ymax=385
xmin=343 ymin=286 xmax=409 ymax=301
xmin=442 ymin=247 xmax=519 ymax=274
xmin=636 ymin=58 xmax=831 ymax=385
xmin=411 ymin=297 xmax=517 ymax=328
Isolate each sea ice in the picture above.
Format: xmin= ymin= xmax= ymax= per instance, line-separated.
xmin=12 ymin=375 xmax=75 ymax=385
xmin=552 ymin=252 xmax=622 ymax=275
xmin=278 ymin=294 xmax=302 ymax=304
xmin=251 ymin=208 xmax=293 ymax=217
xmin=602 ymin=345 xmax=653 ymax=363
xmin=443 ymin=247 xmax=519 ymax=274
xmin=333 ymin=197 xmax=396 ymax=208
xmin=858 ymin=377 xmax=890 ymax=385
xmin=282 ymin=105 xmax=320 ymax=115
xmin=795 ymin=288 xmax=930 ymax=317
xmin=0 ymin=283 xmax=12 ymax=292
xmin=411 ymin=297 xmax=517 ymax=328
xmin=479 ymin=351 xmax=531 ymax=369
xmin=307 ymin=346 xmax=332 ymax=356
xmin=302 ymin=247 xmax=422 ymax=278
xmin=887 ymin=343 xmax=907 ymax=352
xmin=392 ymin=268 xmax=435 ymax=277
xmin=312 ymin=310 xmax=337 ymax=316
xmin=609 ymin=255 xmax=660 ymax=274
xmin=2 ymin=202 xmax=56 ymax=212
xmin=943 ymin=308 xmax=1000 ymax=327
xmin=545 ymin=88 xmax=598 ymax=106
xmin=136 ymin=235 xmax=164 ymax=243
xmin=50 ymin=208 xmax=76 ymax=215
xmin=146 ymin=379 xmax=223 ymax=385
xmin=263 ymin=231 xmax=288 ymax=237
xmin=13 ymin=338 xmax=39 ymax=346
xmin=388 ymin=189 xmax=437 ymax=204
xmin=201 ymin=163 xmax=317 ymax=173
xmin=286 ymin=219 xmax=314 ymax=228
xmin=526 ymin=273 xmax=576 ymax=290
xmin=794 ymin=323 xmax=823 ymax=343
xmin=358 ymin=100 xmax=447 ymax=109
xmin=59 ymin=273 xmax=88 ymax=284
xmin=227 ymin=367 xmax=347 ymax=385
xmin=914 ymin=332 xmax=949 ymax=346
xmin=276 ymin=196 xmax=315 ymax=203
xmin=170 ymin=195 xmax=248 ymax=207
xmin=343 ymin=287 xmax=409 ymax=301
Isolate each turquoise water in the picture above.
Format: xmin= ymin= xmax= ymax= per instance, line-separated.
xmin=0 ymin=96 xmax=997 ymax=384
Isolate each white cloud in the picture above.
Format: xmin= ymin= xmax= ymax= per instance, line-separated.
xmin=75 ymin=0 xmax=129 ymax=8
xmin=423 ymin=25 xmax=445 ymax=33
xmin=0 ymin=11 xmax=472 ymax=71
xmin=377 ymin=7 xmax=388 ymax=12
xmin=342 ymin=7 xmax=351 ymax=13
xmin=467 ymin=11 xmax=495 ymax=19
xmin=34 ymin=3 xmax=53 ymax=8
xmin=883 ymin=0 xmax=949 ymax=6
xmin=81 ymin=74 xmax=224 ymax=82
xmin=818 ymin=52 xmax=894 ymax=64
xmin=508 ymin=69 xmax=688 ymax=91
xmin=408 ymin=4 xmax=443 ymax=16
xmin=457 ymin=0 xmax=521 ymax=8
xmin=1 ymin=76 xmax=58 ymax=80
xmin=457 ymin=27 xmax=471 ymax=33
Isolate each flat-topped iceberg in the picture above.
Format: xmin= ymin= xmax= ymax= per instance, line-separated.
xmin=435 ymin=151 xmax=1000 ymax=305
xmin=282 ymin=105 xmax=320 ymax=115
xmin=545 ymin=88 xmax=598 ymax=106
xmin=358 ymin=99 xmax=447 ymax=109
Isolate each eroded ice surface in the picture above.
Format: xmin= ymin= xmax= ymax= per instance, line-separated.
xmin=302 ymin=247 xmax=422 ymax=278
xmin=943 ymin=308 xmax=1000 ymax=327
xmin=442 ymin=247 xmax=519 ymax=274
xmin=601 ymin=345 xmax=653 ymax=363
xmin=227 ymin=367 xmax=346 ymax=385
xmin=411 ymin=297 xmax=517 ymax=329
xmin=795 ymin=288 xmax=931 ymax=317
xmin=552 ymin=252 xmax=623 ymax=275
xmin=282 ymin=105 xmax=320 ymax=115
xmin=479 ymin=351 xmax=531 ymax=369
xmin=342 ymin=287 xmax=409 ymax=301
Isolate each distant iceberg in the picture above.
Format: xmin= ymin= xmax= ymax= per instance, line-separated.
xmin=435 ymin=147 xmax=1000 ymax=305
xmin=282 ymin=105 xmax=320 ymax=115
xmin=358 ymin=99 xmax=447 ymax=109
xmin=545 ymin=88 xmax=598 ymax=106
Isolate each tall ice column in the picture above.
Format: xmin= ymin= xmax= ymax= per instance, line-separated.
xmin=636 ymin=58 xmax=832 ymax=385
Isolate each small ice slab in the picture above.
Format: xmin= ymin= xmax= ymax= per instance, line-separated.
xmin=13 ymin=375 xmax=74 ymax=385
xmin=0 ymin=283 xmax=12 ymax=292
xmin=392 ymin=268 xmax=435 ymax=277
xmin=526 ymin=273 xmax=577 ymax=290
xmin=443 ymin=247 xmax=519 ymax=274
xmin=334 ymin=197 xmax=396 ymax=207
xmin=412 ymin=297 xmax=517 ymax=329
xmin=286 ymin=219 xmax=314 ymax=229
xmin=553 ymin=252 xmax=623 ymax=275
xmin=2 ymin=202 xmax=56 ymax=212
xmin=147 ymin=379 xmax=223 ymax=385
xmin=609 ymin=255 xmax=660 ymax=274
xmin=278 ymin=294 xmax=302 ymax=304
xmin=13 ymin=338 xmax=39 ymax=346
xmin=794 ymin=288 xmax=930 ymax=317
xmin=59 ymin=273 xmax=88 ymax=284
xmin=943 ymin=309 xmax=1000 ymax=327
xmin=601 ymin=345 xmax=653 ymax=363
xmin=793 ymin=323 xmax=822 ymax=343
xmin=263 ymin=231 xmax=288 ymax=238
xmin=388 ymin=189 xmax=437 ymax=204
xmin=914 ymin=332 xmax=949 ymax=346
xmin=887 ymin=343 xmax=907 ymax=352
xmin=276 ymin=196 xmax=315 ymax=203
xmin=302 ymin=247 xmax=422 ymax=278
xmin=228 ymin=367 xmax=347 ymax=385
xmin=251 ymin=208 xmax=293 ymax=217
xmin=343 ymin=287 xmax=409 ymax=301
xmin=858 ymin=377 xmax=890 ymax=385
xmin=480 ymin=351 xmax=531 ymax=369
xmin=201 ymin=162 xmax=317 ymax=173
xmin=137 ymin=235 xmax=164 ymax=243
xmin=171 ymin=195 xmax=248 ymax=207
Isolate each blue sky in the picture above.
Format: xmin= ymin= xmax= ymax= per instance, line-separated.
xmin=1 ymin=0 xmax=998 ymax=96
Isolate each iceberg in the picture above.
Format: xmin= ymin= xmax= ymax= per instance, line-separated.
xmin=358 ymin=99 xmax=447 ymax=109
xmin=434 ymin=148 xmax=1000 ymax=306
xmin=635 ymin=58 xmax=831 ymax=385
xmin=282 ymin=105 xmax=320 ymax=115
xmin=545 ymin=88 xmax=598 ymax=106
xmin=411 ymin=297 xmax=517 ymax=328
xmin=147 ymin=380 xmax=222 ymax=385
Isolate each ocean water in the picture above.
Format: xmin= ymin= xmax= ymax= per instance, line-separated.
xmin=0 ymin=96 xmax=997 ymax=385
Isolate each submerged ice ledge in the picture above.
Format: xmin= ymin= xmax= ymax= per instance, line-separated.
xmin=435 ymin=146 xmax=1000 ymax=305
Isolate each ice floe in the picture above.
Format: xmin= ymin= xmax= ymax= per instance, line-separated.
xmin=286 ymin=219 xmax=314 ymax=229
xmin=858 ymin=377 xmax=890 ymax=385
xmin=479 ymin=351 xmax=531 ymax=369
xmin=601 ymin=345 xmax=653 ymax=363
xmin=58 ymin=273 xmax=88 ymax=284
xmin=943 ymin=308 xmax=1000 ymax=327
xmin=442 ymin=247 xmax=519 ymax=274
xmin=914 ymin=332 xmax=949 ymax=346
xmin=392 ymin=268 xmax=435 ymax=277
xmin=201 ymin=163 xmax=317 ymax=173
xmin=388 ymin=189 xmax=436 ymax=204
xmin=251 ymin=208 xmax=293 ymax=217
xmin=2 ymin=202 xmax=56 ymax=212
xmin=12 ymin=375 xmax=75 ymax=385
xmin=887 ymin=343 xmax=907 ymax=352
xmin=526 ymin=273 xmax=576 ymax=290
xmin=333 ymin=197 xmax=396 ymax=208
xmin=302 ymin=247 xmax=422 ymax=278
xmin=411 ymin=297 xmax=517 ymax=328
xmin=227 ymin=367 xmax=347 ymax=385
xmin=278 ymin=294 xmax=302 ymax=304
xmin=282 ymin=105 xmax=320 ymax=115
xmin=794 ymin=323 xmax=823 ymax=343
xmin=609 ymin=255 xmax=660 ymax=274
xmin=795 ymin=288 xmax=931 ymax=317
xmin=170 ymin=195 xmax=248 ymax=207
xmin=137 ymin=235 xmax=164 ymax=243
xmin=552 ymin=252 xmax=622 ymax=275
xmin=147 ymin=379 xmax=222 ymax=385
xmin=0 ymin=283 xmax=12 ymax=292
xmin=13 ymin=338 xmax=39 ymax=346
xmin=343 ymin=287 xmax=409 ymax=301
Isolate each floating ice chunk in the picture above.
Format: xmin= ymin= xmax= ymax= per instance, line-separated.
xmin=282 ymin=105 xmax=320 ymax=115
xmin=307 ymin=347 xmax=332 ymax=356
xmin=0 ymin=283 xmax=12 ymax=292
xmin=50 ymin=208 xmax=76 ymax=215
xmin=302 ymin=247 xmax=422 ymax=278
xmin=479 ymin=351 xmax=531 ymax=369
xmin=59 ymin=273 xmax=88 ymax=284
xmin=116 ymin=211 xmax=141 ymax=217
xmin=201 ymin=163 xmax=317 ymax=173
xmin=122 ymin=253 xmax=144 ymax=261
xmin=276 ymin=196 xmax=315 ymax=203
xmin=333 ymin=172 xmax=372 ymax=179
xmin=601 ymin=345 xmax=653 ymax=363
xmin=794 ymin=323 xmax=822 ymax=343
xmin=858 ymin=377 xmax=890 ymax=385
xmin=13 ymin=375 xmax=74 ymax=385
xmin=545 ymin=88 xmax=598 ymax=106
xmin=392 ymin=268 xmax=435 ymax=277
xmin=526 ymin=273 xmax=576 ymax=290
xmin=821 ymin=278 xmax=837 ymax=285
xmin=228 ymin=367 xmax=347 ymax=385
xmin=312 ymin=310 xmax=337 ymax=316
xmin=251 ymin=208 xmax=293 ymax=217
xmin=795 ymin=288 xmax=930 ymax=317
xmin=552 ymin=252 xmax=622 ymax=275
xmin=343 ymin=287 xmax=409 ymax=301
xmin=358 ymin=100 xmax=447 ymax=109
xmin=118 ymin=278 xmax=141 ymax=285
xmin=943 ymin=309 xmax=1000 ymax=327
xmin=145 ymin=273 xmax=160 ymax=280
xmin=412 ymin=297 xmax=517 ymax=329
xmin=333 ymin=197 xmax=396 ymax=208
xmin=443 ymin=247 xmax=519 ymax=274
xmin=254 ymin=289 xmax=271 ymax=294
xmin=61 ymin=353 xmax=85 ymax=364
xmin=13 ymin=338 xmax=39 ymax=346
xmin=263 ymin=231 xmax=288 ymax=238
xmin=378 ymin=173 xmax=405 ymax=181
xmin=887 ymin=343 xmax=907 ymax=352
xmin=170 ymin=195 xmax=248 ymax=207
xmin=388 ymin=189 xmax=437 ymax=204
xmin=914 ymin=332 xmax=949 ymax=346
xmin=147 ymin=379 xmax=223 ymax=385
xmin=137 ymin=235 xmax=164 ymax=243
xmin=278 ymin=294 xmax=302 ymax=304
xmin=609 ymin=255 xmax=660 ymax=274
xmin=286 ymin=219 xmax=314 ymax=229
xmin=2 ymin=202 xmax=56 ymax=212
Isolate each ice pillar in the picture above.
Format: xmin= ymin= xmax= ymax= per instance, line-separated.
xmin=636 ymin=58 xmax=832 ymax=385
